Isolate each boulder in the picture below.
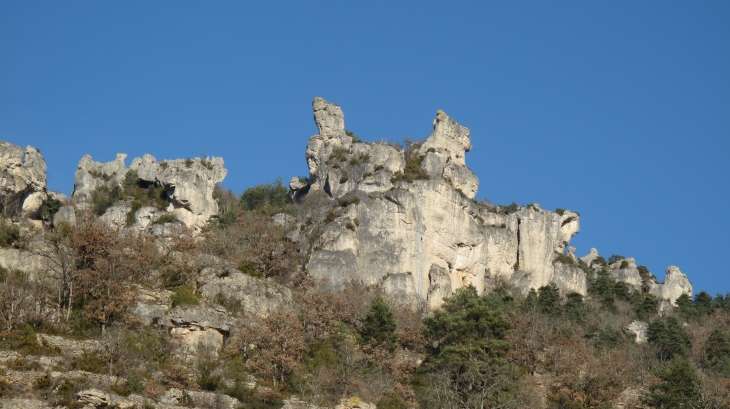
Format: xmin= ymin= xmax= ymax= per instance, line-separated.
xmin=76 ymin=389 xmax=110 ymax=407
xmin=0 ymin=142 xmax=47 ymax=219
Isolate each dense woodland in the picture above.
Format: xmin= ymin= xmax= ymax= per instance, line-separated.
xmin=1 ymin=179 xmax=730 ymax=408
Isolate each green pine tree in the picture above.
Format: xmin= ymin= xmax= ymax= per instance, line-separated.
xmin=641 ymin=356 xmax=703 ymax=408
xmin=359 ymin=295 xmax=397 ymax=347
xmin=418 ymin=286 xmax=517 ymax=408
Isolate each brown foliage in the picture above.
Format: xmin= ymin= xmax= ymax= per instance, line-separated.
xmin=203 ymin=210 xmax=297 ymax=282
xmin=227 ymin=310 xmax=306 ymax=385
xmin=69 ymin=223 xmax=156 ymax=331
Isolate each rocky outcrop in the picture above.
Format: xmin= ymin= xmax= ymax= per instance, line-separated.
xmin=198 ymin=266 xmax=293 ymax=317
xmin=647 ymin=266 xmax=693 ymax=305
xmin=293 ymin=98 xmax=583 ymax=307
xmin=579 ymin=249 xmax=693 ymax=306
xmin=626 ymin=320 xmax=648 ymax=344
xmin=72 ymin=153 xmax=227 ymax=229
xmin=0 ymin=142 xmax=47 ymax=219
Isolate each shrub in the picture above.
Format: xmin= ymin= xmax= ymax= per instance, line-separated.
xmin=555 ymin=208 xmax=566 ymax=216
xmin=608 ymin=254 xmax=625 ymax=265
xmin=620 ymin=260 xmax=629 ymax=269
xmin=111 ymin=374 xmax=145 ymax=396
xmin=338 ymin=196 xmax=360 ymax=207
xmin=239 ymin=178 xmax=290 ymax=211
xmin=0 ymin=222 xmax=20 ymax=247
xmin=71 ymin=350 xmax=107 ymax=374
xmin=152 ymin=214 xmax=177 ymax=225
xmin=171 ymin=286 xmax=198 ymax=308
xmin=554 ymin=252 xmax=576 ymax=266
xmin=237 ymin=261 xmax=263 ymax=279
xmin=377 ymin=393 xmax=408 ymax=409
xmin=339 ymin=171 xmax=349 ymax=183
xmin=40 ymin=196 xmax=63 ymax=223
xmin=324 ymin=210 xmax=337 ymax=223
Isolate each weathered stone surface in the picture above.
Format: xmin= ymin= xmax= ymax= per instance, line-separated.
xmin=0 ymin=399 xmax=53 ymax=409
xmin=131 ymin=155 xmax=227 ymax=229
xmin=160 ymin=388 xmax=241 ymax=409
xmin=37 ymin=334 xmax=104 ymax=357
xmin=72 ymin=152 xmax=227 ymax=230
xmin=580 ymin=248 xmax=600 ymax=266
xmin=0 ymin=142 xmax=47 ymax=219
xmin=53 ymin=205 xmax=77 ymax=227
xmin=132 ymin=286 xmax=173 ymax=326
xmin=296 ymin=98 xmax=584 ymax=306
xmin=335 ymin=397 xmax=376 ymax=409
xmin=199 ymin=267 xmax=292 ymax=317
xmin=647 ymin=266 xmax=693 ymax=305
xmin=77 ymin=388 xmax=111 ymax=407
xmin=627 ymin=320 xmax=648 ymax=344
xmin=72 ymin=153 xmax=127 ymax=201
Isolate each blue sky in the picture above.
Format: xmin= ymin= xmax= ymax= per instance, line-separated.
xmin=1 ymin=1 xmax=728 ymax=294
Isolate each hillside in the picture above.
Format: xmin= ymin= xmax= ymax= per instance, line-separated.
xmin=0 ymin=98 xmax=729 ymax=408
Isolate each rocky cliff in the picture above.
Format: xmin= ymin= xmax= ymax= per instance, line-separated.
xmin=0 ymin=142 xmax=47 ymax=220
xmin=289 ymin=98 xmax=690 ymax=307
xmin=71 ymin=153 xmax=227 ymax=230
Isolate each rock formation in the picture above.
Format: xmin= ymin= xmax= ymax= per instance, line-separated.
xmin=579 ymin=248 xmax=692 ymax=305
xmin=72 ymin=153 xmax=227 ymax=229
xmin=0 ymin=141 xmax=47 ymax=219
xmin=292 ymin=98 xmax=583 ymax=307
xmin=290 ymin=98 xmax=693 ymax=308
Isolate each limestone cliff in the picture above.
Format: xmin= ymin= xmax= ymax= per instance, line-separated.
xmin=0 ymin=141 xmax=47 ymax=219
xmin=291 ymin=98 xmax=584 ymax=307
xmin=71 ymin=153 xmax=227 ymax=230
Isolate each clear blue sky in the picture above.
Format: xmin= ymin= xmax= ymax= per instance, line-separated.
xmin=1 ymin=1 xmax=728 ymax=294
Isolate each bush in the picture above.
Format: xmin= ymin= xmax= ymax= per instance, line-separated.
xmin=237 ymin=261 xmax=263 ymax=279
xmin=171 ymin=286 xmax=198 ymax=308
xmin=71 ymin=350 xmax=107 ymax=374
xmin=0 ymin=222 xmax=19 ymax=247
xmin=240 ymin=178 xmax=290 ymax=211
xmin=152 ymin=214 xmax=177 ymax=225
xmin=608 ymin=254 xmax=625 ymax=265
xmin=377 ymin=393 xmax=408 ymax=409
xmin=111 ymin=374 xmax=145 ymax=396
xmin=337 ymin=196 xmax=360 ymax=207
xmin=554 ymin=252 xmax=576 ymax=266
xmin=40 ymin=196 xmax=63 ymax=223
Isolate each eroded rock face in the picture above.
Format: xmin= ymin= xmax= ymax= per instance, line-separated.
xmin=295 ymin=98 xmax=583 ymax=307
xmin=72 ymin=153 xmax=227 ymax=230
xmin=0 ymin=142 xmax=47 ymax=219
xmin=647 ymin=266 xmax=693 ymax=305
xmin=627 ymin=320 xmax=648 ymax=344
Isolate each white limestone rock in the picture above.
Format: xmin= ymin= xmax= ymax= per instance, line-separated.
xmin=627 ymin=320 xmax=648 ymax=344
xmin=52 ymin=205 xmax=77 ymax=227
xmin=0 ymin=142 xmax=47 ymax=219
xmin=648 ymin=266 xmax=693 ymax=305
xmin=72 ymin=152 xmax=227 ymax=230
xmin=77 ymin=389 xmax=111 ymax=407
xmin=297 ymin=98 xmax=584 ymax=306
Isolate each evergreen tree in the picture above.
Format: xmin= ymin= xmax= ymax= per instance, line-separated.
xmin=647 ymin=317 xmax=692 ymax=361
xmin=675 ymin=293 xmax=698 ymax=320
xmin=563 ymin=292 xmax=586 ymax=322
xmin=641 ymin=357 xmax=703 ymax=408
xmin=359 ymin=295 xmax=397 ymax=347
xmin=694 ymin=291 xmax=714 ymax=316
xmin=704 ymin=329 xmax=730 ymax=376
xmin=419 ymin=286 xmax=517 ymax=408
xmin=521 ymin=288 xmax=538 ymax=313
xmin=537 ymin=283 xmax=561 ymax=317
